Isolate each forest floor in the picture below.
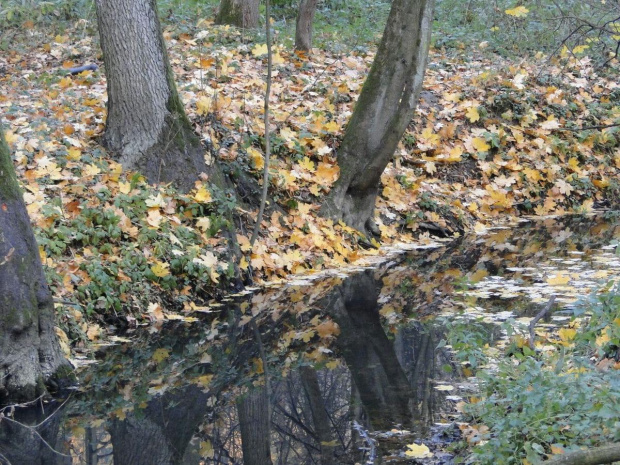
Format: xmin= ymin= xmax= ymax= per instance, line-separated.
xmin=0 ymin=18 xmax=619 ymax=341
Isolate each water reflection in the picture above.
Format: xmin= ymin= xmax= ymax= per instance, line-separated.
xmin=1 ymin=214 xmax=619 ymax=464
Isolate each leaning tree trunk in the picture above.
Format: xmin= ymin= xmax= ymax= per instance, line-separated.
xmin=0 ymin=124 xmax=74 ymax=405
xmin=216 ymin=0 xmax=260 ymax=28
xmin=295 ymin=0 xmax=318 ymax=52
xmin=95 ymin=0 xmax=217 ymax=192
xmin=320 ymin=0 xmax=435 ymax=235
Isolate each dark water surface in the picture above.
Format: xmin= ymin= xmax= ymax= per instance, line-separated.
xmin=1 ymin=214 xmax=619 ymax=464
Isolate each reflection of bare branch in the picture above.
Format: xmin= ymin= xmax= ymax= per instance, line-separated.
xmin=352 ymin=420 xmax=377 ymax=464
xmin=529 ymin=295 xmax=556 ymax=351
xmin=0 ymin=416 xmax=71 ymax=459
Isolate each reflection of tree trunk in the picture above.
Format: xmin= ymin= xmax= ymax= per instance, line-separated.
xmin=110 ymin=385 xmax=209 ymax=465
xmin=0 ymin=404 xmax=70 ymax=465
xmin=300 ymin=366 xmax=335 ymax=464
xmin=237 ymin=387 xmax=273 ymax=465
xmin=295 ymin=0 xmax=318 ymax=52
xmin=329 ymin=271 xmax=416 ymax=430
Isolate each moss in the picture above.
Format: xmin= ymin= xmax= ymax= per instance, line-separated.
xmin=0 ymin=124 xmax=21 ymax=202
xmin=49 ymin=363 xmax=77 ymax=392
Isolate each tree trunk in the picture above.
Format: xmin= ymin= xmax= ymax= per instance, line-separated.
xmin=0 ymin=124 xmax=74 ymax=406
xmin=110 ymin=385 xmax=210 ymax=465
xmin=216 ymin=0 xmax=260 ymax=29
xmin=299 ymin=366 xmax=336 ymax=464
xmin=95 ymin=0 xmax=215 ymax=192
xmin=237 ymin=387 xmax=273 ymax=465
xmin=320 ymin=0 xmax=435 ymax=235
xmin=295 ymin=0 xmax=318 ymax=52
xmin=328 ymin=271 xmax=417 ymax=430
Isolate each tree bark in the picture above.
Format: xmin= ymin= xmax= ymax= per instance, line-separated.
xmin=0 ymin=124 xmax=74 ymax=406
xmin=95 ymin=0 xmax=215 ymax=192
xmin=320 ymin=0 xmax=435 ymax=235
xmin=299 ymin=366 xmax=336 ymax=464
xmin=237 ymin=387 xmax=273 ymax=465
xmin=215 ymin=0 xmax=260 ymax=29
xmin=295 ymin=0 xmax=318 ymax=52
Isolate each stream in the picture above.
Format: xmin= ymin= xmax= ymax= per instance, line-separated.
xmin=1 ymin=214 xmax=619 ymax=464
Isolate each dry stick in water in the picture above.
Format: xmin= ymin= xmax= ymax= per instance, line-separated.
xmin=250 ymin=0 xmax=273 ymax=246
xmin=528 ymin=294 xmax=556 ymax=351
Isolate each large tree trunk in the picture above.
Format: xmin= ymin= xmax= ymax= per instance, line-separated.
xmin=0 ymin=124 xmax=74 ymax=405
xmin=215 ymin=0 xmax=260 ymax=28
xmin=320 ymin=0 xmax=434 ymax=235
xmin=237 ymin=387 xmax=273 ymax=465
xmin=295 ymin=0 xmax=318 ymax=52
xmin=95 ymin=0 xmax=214 ymax=192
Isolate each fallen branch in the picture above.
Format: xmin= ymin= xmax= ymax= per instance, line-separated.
xmin=545 ymin=443 xmax=620 ymax=465
xmin=529 ymin=295 xmax=556 ymax=350
xmin=553 ymin=122 xmax=620 ymax=132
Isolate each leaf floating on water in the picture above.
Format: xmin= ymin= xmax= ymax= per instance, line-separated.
xmin=405 ymin=443 xmax=433 ymax=458
xmin=434 ymin=384 xmax=455 ymax=391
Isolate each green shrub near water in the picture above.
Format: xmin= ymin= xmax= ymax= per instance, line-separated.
xmin=451 ymin=285 xmax=620 ymax=464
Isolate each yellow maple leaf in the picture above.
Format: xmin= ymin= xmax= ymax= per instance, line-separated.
xmin=298 ymin=156 xmax=315 ymax=172
xmin=83 ymin=164 xmax=101 ymax=176
xmin=558 ymin=327 xmax=577 ymax=342
xmin=67 ymin=147 xmax=81 ymax=161
xmin=272 ymin=51 xmax=285 ymax=64
xmin=323 ymin=120 xmax=340 ymax=132
xmin=596 ymin=327 xmax=611 ymax=347
xmin=247 ymin=147 xmax=264 ymax=170
xmin=472 ymin=137 xmax=490 ymax=152
xmin=466 ymin=106 xmax=480 ymax=123
xmin=146 ymin=209 xmax=163 ymax=228
xmin=196 ymin=217 xmax=211 ymax=231
xmin=505 ymin=6 xmax=529 ymax=17
xmin=421 ymin=127 xmax=440 ymax=146
xmin=152 ymin=348 xmax=169 ymax=363
xmin=252 ymin=43 xmax=268 ymax=57
xmin=237 ymin=234 xmax=252 ymax=252
xmin=316 ymin=320 xmax=340 ymax=338
xmin=151 ymin=261 xmax=170 ymax=278
xmin=316 ymin=162 xmax=339 ymax=184
xmin=196 ymin=96 xmax=212 ymax=115
xmin=572 ymin=44 xmax=589 ymax=54
xmin=193 ymin=186 xmax=213 ymax=203
xmin=547 ymin=273 xmax=570 ymax=286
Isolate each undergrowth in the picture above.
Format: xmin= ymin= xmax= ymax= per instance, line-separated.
xmin=444 ymin=284 xmax=620 ymax=463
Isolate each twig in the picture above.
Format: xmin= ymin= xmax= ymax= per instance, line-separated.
xmin=250 ymin=0 xmax=273 ymax=246
xmin=352 ymin=420 xmax=377 ymax=464
xmin=53 ymin=299 xmax=81 ymax=307
xmin=529 ymin=295 xmax=556 ymax=350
